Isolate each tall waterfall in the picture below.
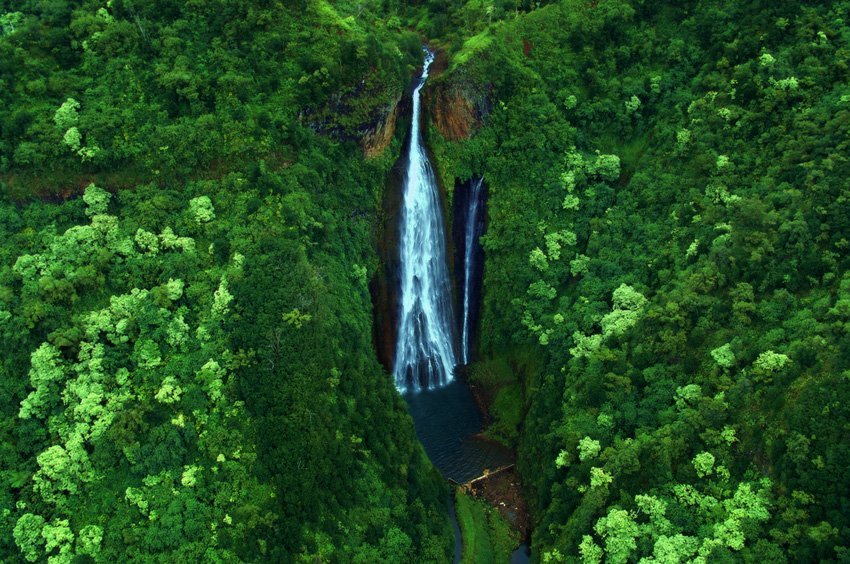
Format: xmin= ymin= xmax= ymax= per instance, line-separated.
xmin=461 ymin=177 xmax=485 ymax=365
xmin=393 ymin=49 xmax=458 ymax=392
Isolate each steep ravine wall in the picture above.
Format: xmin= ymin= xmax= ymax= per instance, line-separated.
xmin=371 ymin=139 xmax=406 ymax=371
xmin=452 ymin=177 xmax=488 ymax=364
xmin=423 ymin=51 xmax=492 ymax=142
xmin=360 ymin=98 xmax=402 ymax=158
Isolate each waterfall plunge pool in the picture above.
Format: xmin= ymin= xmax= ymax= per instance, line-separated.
xmin=403 ymin=379 xmax=512 ymax=484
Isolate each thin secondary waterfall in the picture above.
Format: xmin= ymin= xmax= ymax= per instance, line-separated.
xmin=393 ymin=49 xmax=458 ymax=392
xmin=461 ymin=177 xmax=485 ymax=365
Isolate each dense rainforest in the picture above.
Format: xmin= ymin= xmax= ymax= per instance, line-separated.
xmin=0 ymin=1 xmax=450 ymax=561
xmin=2 ymin=0 xmax=850 ymax=562
xmin=427 ymin=1 xmax=850 ymax=562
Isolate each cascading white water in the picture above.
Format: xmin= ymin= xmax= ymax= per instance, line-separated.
xmin=461 ymin=177 xmax=485 ymax=365
xmin=394 ymin=49 xmax=458 ymax=392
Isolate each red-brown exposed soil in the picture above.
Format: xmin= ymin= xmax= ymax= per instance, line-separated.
xmin=460 ymin=467 xmax=530 ymax=541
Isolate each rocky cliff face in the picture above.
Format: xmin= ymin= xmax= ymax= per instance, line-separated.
xmin=360 ymin=99 xmax=401 ymax=158
xmin=303 ymin=86 xmax=405 ymax=159
xmin=318 ymin=48 xmax=490 ymax=157
xmin=430 ymin=89 xmax=479 ymax=141
xmin=424 ymin=55 xmax=492 ymax=142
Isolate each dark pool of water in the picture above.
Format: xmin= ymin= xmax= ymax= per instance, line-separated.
xmin=511 ymin=543 xmax=531 ymax=563
xmin=403 ymin=378 xmax=513 ymax=484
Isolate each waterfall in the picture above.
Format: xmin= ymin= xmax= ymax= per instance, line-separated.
xmin=461 ymin=177 xmax=485 ymax=365
xmin=394 ymin=49 xmax=458 ymax=392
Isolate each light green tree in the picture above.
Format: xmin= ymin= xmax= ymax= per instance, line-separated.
xmin=181 ymin=465 xmax=202 ymax=487
xmin=753 ymin=350 xmax=790 ymax=372
xmin=544 ymin=230 xmax=576 ymax=260
xmin=41 ymin=519 xmax=74 ymax=562
xmin=590 ymin=467 xmax=613 ymax=488
xmin=647 ymin=534 xmax=699 ymax=562
xmin=529 ymin=247 xmax=549 ymax=271
xmin=528 ymin=280 xmax=556 ymax=300
xmin=563 ymin=193 xmax=580 ymax=210
xmin=601 ymin=284 xmax=647 ymax=338
xmin=635 ymin=494 xmax=675 ymax=537
xmin=211 ymin=277 xmax=233 ymax=318
xmin=591 ymin=154 xmax=621 ymax=181
xmin=155 ymin=376 xmax=183 ymax=404
xmin=33 ymin=439 xmax=93 ymax=504
xmin=710 ymin=343 xmax=736 ymax=369
xmin=0 ymin=11 xmax=24 ymax=34
xmin=159 ymin=227 xmax=196 ymax=252
xmin=578 ymin=437 xmax=602 ymax=461
xmin=693 ymin=452 xmax=716 ymax=478
xmin=675 ymin=384 xmax=702 ymax=409
xmin=135 ymin=228 xmax=160 ymax=254
xmin=594 ymin=508 xmax=638 ymax=563
xmin=195 ymin=359 xmax=225 ymax=403
xmin=82 ymin=184 xmax=110 ymax=216
xmin=570 ymin=331 xmax=603 ymax=358
xmin=189 ymin=195 xmax=216 ymax=224
xmin=76 ymin=525 xmax=103 ymax=557
xmin=163 ymin=278 xmax=184 ymax=300
xmin=578 ymin=535 xmax=603 ymax=563
xmin=19 ymin=343 xmax=66 ymax=420
xmin=570 ymin=254 xmax=590 ymax=276
xmin=13 ymin=513 xmax=46 ymax=563
xmin=63 ymin=127 xmax=82 ymax=152
xmin=53 ymin=98 xmax=80 ymax=129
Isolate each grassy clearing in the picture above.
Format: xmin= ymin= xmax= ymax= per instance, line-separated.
xmin=455 ymin=489 xmax=519 ymax=563
xmin=451 ymin=31 xmax=494 ymax=69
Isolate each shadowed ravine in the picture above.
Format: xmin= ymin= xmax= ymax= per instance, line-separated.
xmin=455 ymin=176 xmax=487 ymax=365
